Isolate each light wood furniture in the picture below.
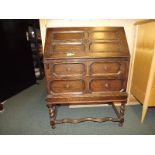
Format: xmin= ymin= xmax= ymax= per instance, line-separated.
xmin=131 ymin=20 xmax=155 ymax=122
xmin=44 ymin=27 xmax=130 ymax=128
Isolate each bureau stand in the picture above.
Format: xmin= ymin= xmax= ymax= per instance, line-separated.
xmin=44 ymin=27 xmax=130 ymax=129
xmin=46 ymin=102 xmax=126 ymax=129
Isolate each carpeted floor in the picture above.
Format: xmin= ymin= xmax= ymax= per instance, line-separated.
xmin=0 ymin=80 xmax=155 ymax=135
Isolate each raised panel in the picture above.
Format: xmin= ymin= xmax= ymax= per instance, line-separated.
xmin=44 ymin=27 xmax=130 ymax=58
xmin=52 ymin=32 xmax=84 ymax=40
xmin=53 ymin=63 xmax=85 ymax=76
xmin=90 ymin=79 xmax=123 ymax=92
xmin=89 ymin=31 xmax=117 ymax=40
xmin=90 ymin=42 xmax=120 ymax=52
xmin=50 ymin=80 xmax=85 ymax=94
xmin=90 ymin=62 xmax=121 ymax=75
xmin=52 ymin=44 xmax=84 ymax=53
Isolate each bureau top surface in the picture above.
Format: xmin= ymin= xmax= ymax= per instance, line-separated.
xmin=44 ymin=27 xmax=130 ymax=59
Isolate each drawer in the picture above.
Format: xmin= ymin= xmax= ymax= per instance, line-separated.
xmin=90 ymin=79 xmax=123 ymax=92
xmin=52 ymin=63 xmax=85 ymax=76
xmin=49 ymin=80 xmax=85 ymax=94
xmin=90 ymin=61 xmax=123 ymax=76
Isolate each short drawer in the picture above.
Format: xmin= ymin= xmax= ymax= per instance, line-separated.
xmin=90 ymin=61 xmax=123 ymax=76
xmin=49 ymin=80 xmax=85 ymax=94
xmin=90 ymin=79 xmax=124 ymax=92
xmin=52 ymin=63 xmax=85 ymax=77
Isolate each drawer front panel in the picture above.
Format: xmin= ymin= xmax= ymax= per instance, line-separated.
xmin=90 ymin=61 xmax=122 ymax=76
xmin=90 ymin=79 xmax=123 ymax=92
xmin=49 ymin=80 xmax=85 ymax=94
xmin=53 ymin=63 xmax=85 ymax=76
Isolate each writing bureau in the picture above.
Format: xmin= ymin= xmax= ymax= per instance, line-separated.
xmin=44 ymin=27 xmax=130 ymax=128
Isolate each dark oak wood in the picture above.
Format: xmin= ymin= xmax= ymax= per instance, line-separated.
xmin=47 ymin=104 xmax=56 ymax=129
xmin=55 ymin=117 xmax=119 ymax=124
xmin=46 ymin=103 xmax=127 ymax=127
xmin=111 ymin=103 xmax=120 ymax=118
xmin=119 ymin=102 xmax=126 ymax=126
xmin=44 ymin=27 xmax=130 ymax=128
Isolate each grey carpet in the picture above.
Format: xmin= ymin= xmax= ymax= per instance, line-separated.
xmin=0 ymin=80 xmax=155 ymax=135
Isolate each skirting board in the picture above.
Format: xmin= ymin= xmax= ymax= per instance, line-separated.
xmin=69 ymin=102 xmax=139 ymax=108
xmin=69 ymin=94 xmax=139 ymax=108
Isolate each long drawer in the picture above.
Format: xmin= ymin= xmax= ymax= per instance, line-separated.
xmin=45 ymin=59 xmax=127 ymax=79
xmin=48 ymin=78 xmax=125 ymax=94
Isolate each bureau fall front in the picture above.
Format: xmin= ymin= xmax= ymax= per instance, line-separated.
xmin=44 ymin=27 xmax=130 ymax=128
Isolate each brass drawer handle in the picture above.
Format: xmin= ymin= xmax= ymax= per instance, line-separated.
xmin=105 ymin=83 xmax=109 ymax=88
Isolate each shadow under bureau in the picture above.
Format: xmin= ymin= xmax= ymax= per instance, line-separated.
xmin=44 ymin=27 xmax=130 ymax=128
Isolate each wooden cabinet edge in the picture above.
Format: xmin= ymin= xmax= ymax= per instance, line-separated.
xmin=0 ymin=102 xmax=4 ymax=112
xmin=134 ymin=19 xmax=155 ymax=25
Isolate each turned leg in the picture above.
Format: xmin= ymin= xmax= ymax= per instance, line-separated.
xmin=119 ymin=102 xmax=126 ymax=127
xmin=48 ymin=105 xmax=56 ymax=129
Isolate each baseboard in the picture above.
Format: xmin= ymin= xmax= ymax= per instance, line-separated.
xmin=69 ymin=101 xmax=139 ymax=108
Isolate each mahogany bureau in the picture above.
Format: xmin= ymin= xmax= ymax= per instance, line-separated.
xmin=44 ymin=27 xmax=130 ymax=128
